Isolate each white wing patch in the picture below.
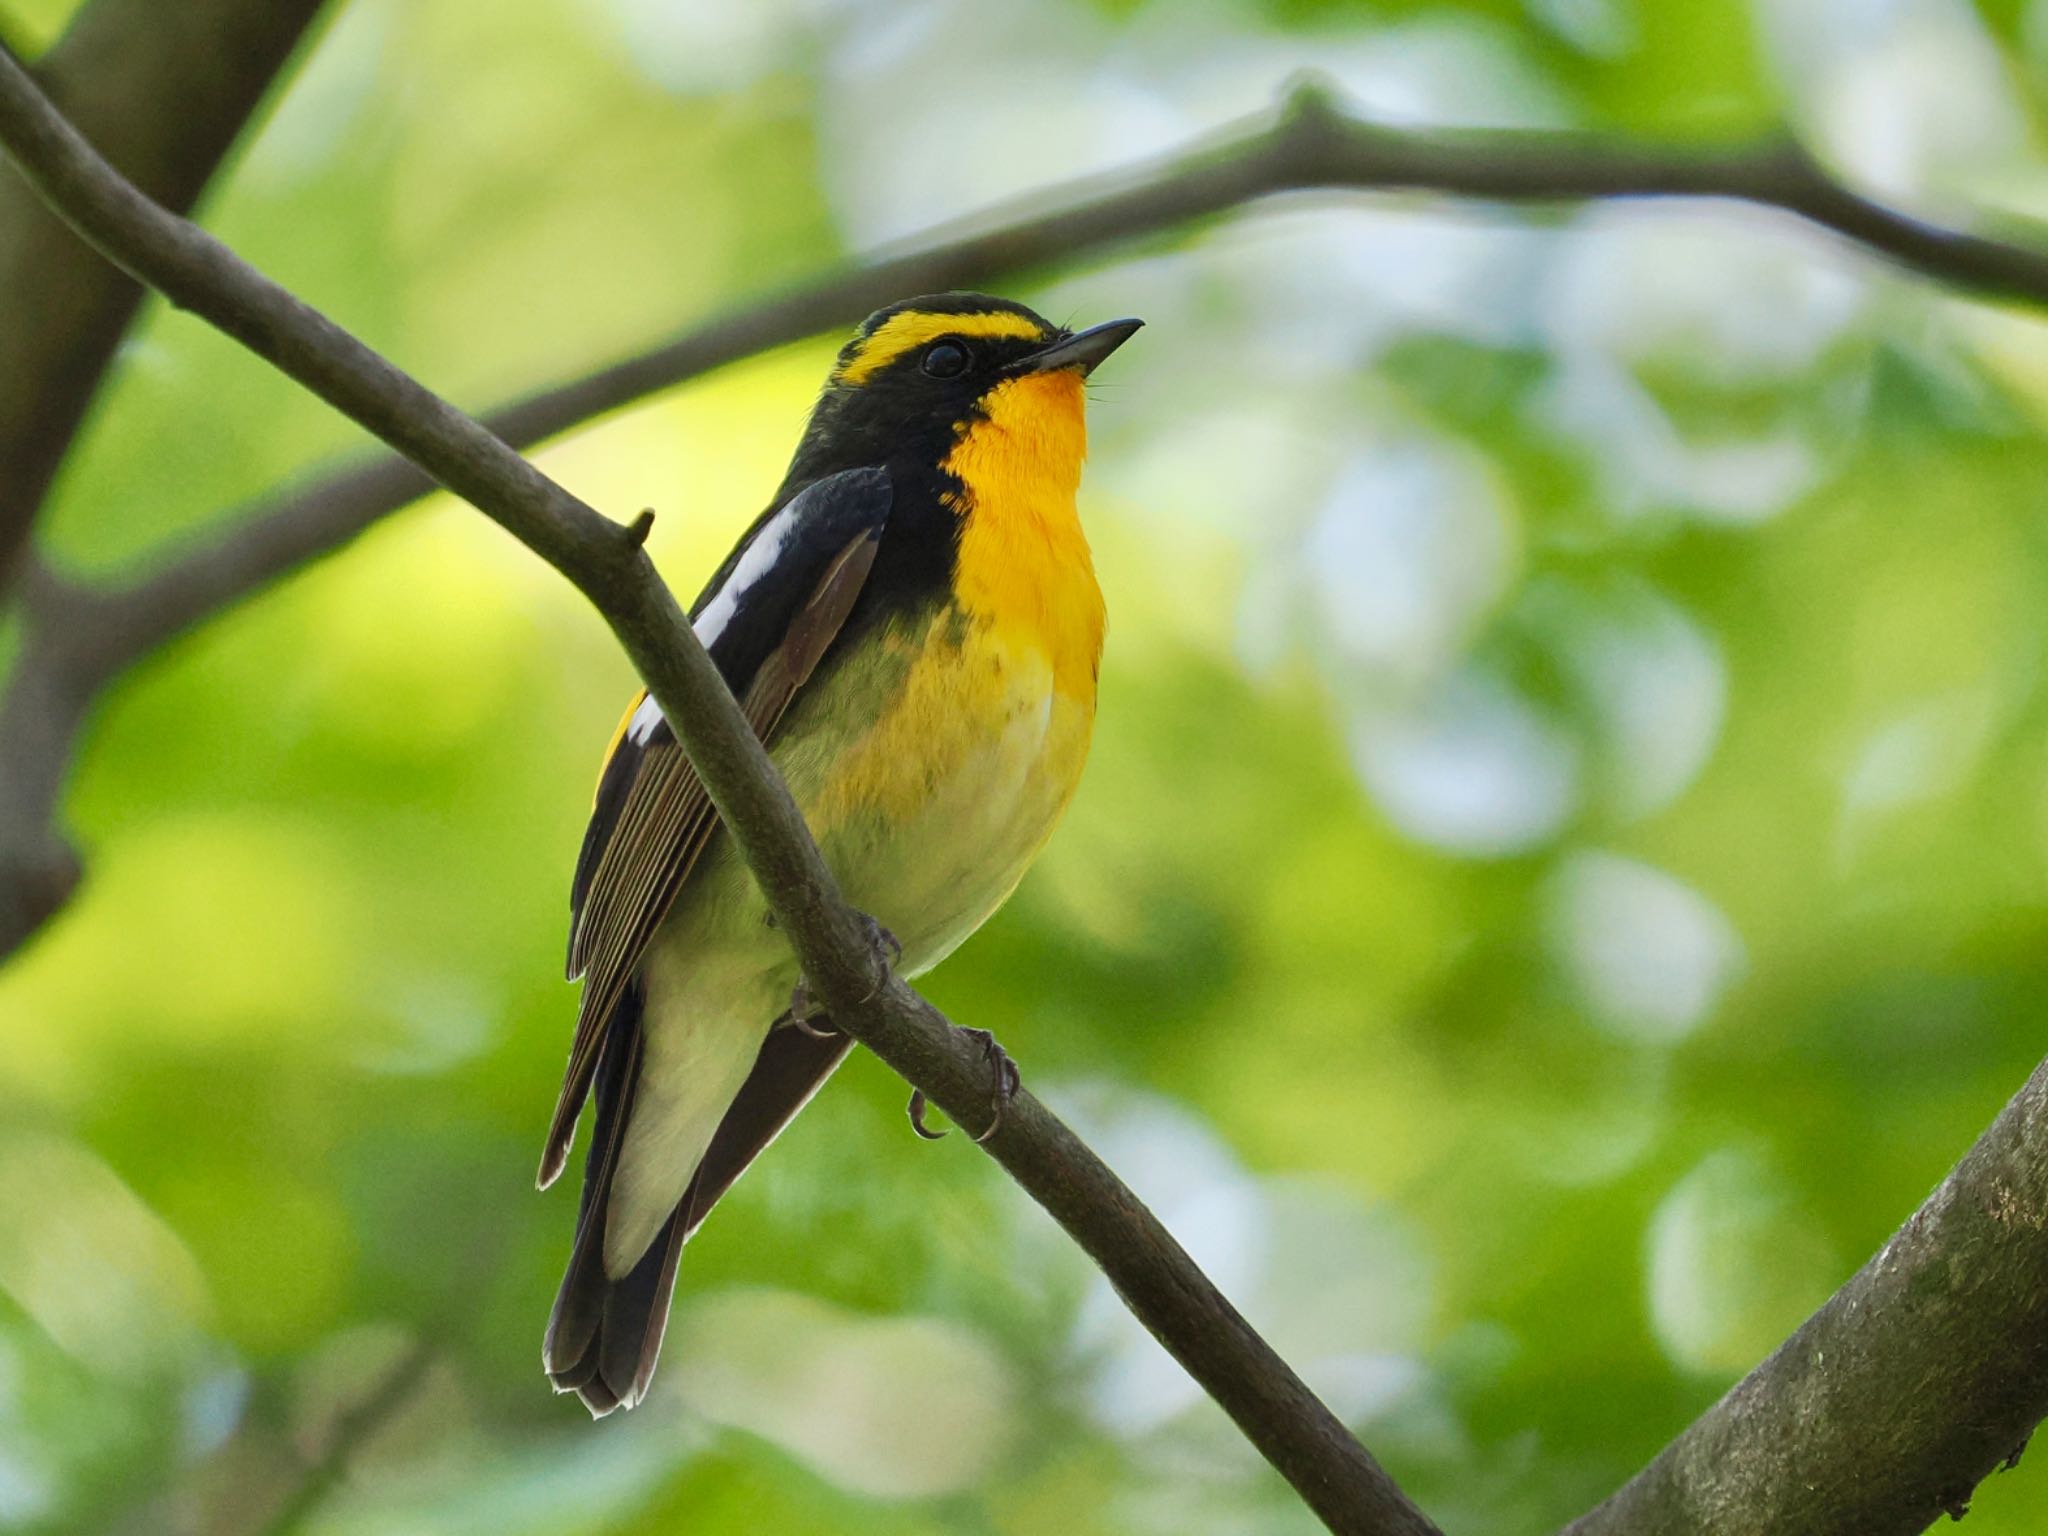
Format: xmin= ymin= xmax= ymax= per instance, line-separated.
xmin=693 ymin=499 xmax=805 ymax=647
xmin=626 ymin=478 xmax=865 ymax=750
xmin=625 ymin=691 xmax=665 ymax=746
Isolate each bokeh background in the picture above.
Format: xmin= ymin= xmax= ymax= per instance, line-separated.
xmin=5 ymin=0 xmax=2048 ymax=1530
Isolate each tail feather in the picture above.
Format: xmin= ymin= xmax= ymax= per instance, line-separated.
xmin=679 ymin=1021 xmax=854 ymax=1239
xmin=542 ymin=1008 xmax=854 ymax=1417
xmin=542 ymin=984 xmax=645 ymax=1406
xmin=596 ymin=1200 xmax=688 ymax=1407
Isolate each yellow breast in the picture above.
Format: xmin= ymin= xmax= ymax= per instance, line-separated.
xmin=790 ymin=606 xmax=1095 ymax=972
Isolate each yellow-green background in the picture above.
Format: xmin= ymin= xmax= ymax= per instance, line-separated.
xmin=4 ymin=0 xmax=2048 ymax=1530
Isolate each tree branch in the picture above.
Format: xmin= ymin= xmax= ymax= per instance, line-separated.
xmin=0 ymin=3 xmax=329 ymax=954
xmin=70 ymin=86 xmax=2048 ymax=669
xmin=1561 ymin=1054 xmax=2048 ymax=1535
xmin=0 ymin=1 xmax=330 ymax=585
xmin=0 ymin=560 xmax=98 ymax=950
xmin=14 ymin=31 xmax=2048 ymax=1530
xmin=0 ymin=47 xmax=1441 ymax=1536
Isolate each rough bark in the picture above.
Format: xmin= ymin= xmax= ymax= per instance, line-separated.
xmin=1562 ymin=1059 xmax=2048 ymax=1536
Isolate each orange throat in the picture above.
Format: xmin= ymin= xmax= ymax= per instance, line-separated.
xmin=941 ymin=369 xmax=1106 ymax=698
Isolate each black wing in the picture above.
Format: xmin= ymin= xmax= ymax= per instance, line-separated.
xmin=539 ymin=466 xmax=892 ymax=1186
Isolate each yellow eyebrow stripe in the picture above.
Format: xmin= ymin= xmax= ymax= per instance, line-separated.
xmin=837 ymin=310 xmax=1048 ymax=384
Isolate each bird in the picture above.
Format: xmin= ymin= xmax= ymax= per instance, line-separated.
xmin=538 ymin=292 xmax=1141 ymax=1416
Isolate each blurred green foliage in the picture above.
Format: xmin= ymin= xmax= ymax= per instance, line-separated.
xmin=6 ymin=0 xmax=2048 ymax=1531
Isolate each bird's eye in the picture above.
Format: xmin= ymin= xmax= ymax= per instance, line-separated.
xmin=921 ymin=340 xmax=970 ymax=378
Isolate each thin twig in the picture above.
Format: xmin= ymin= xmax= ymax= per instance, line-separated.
xmin=259 ymin=1339 xmax=434 ymax=1536
xmin=0 ymin=46 xmax=1441 ymax=1536
xmin=13 ymin=85 xmax=2048 ymax=956
xmin=66 ymin=88 xmax=2048 ymax=671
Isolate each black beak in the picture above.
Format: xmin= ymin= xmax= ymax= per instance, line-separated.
xmin=1016 ymin=317 xmax=1143 ymax=377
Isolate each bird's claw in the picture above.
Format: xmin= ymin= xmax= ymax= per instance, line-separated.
xmin=784 ymin=978 xmax=838 ymax=1039
xmin=904 ymin=1027 xmax=1021 ymax=1144
xmin=864 ymin=916 xmax=903 ymax=966
xmin=859 ymin=916 xmax=902 ymax=1001
xmin=907 ymin=1088 xmax=947 ymax=1139
xmin=970 ymin=1029 xmax=1023 ymax=1143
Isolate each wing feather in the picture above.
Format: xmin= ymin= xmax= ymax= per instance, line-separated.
xmin=539 ymin=468 xmax=890 ymax=1188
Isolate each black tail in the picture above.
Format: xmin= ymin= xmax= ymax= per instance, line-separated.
xmin=542 ymin=998 xmax=853 ymax=1416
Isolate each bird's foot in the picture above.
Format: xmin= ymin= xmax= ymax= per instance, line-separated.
xmin=907 ymin=1028 xmax=1021 ymax=1144
xmin=785 ymin=920 xmax=899 ymax=1037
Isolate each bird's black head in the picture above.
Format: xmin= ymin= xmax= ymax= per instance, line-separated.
xmin=778 ymin=293 xmax=1141 ymax=491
